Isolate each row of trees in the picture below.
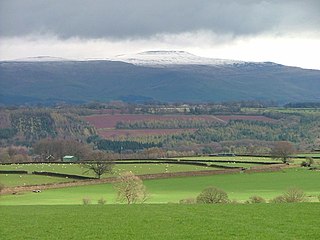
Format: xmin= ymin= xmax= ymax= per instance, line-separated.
xmin=116 ymin=119 xmax=220 ymax=129
xmin=180 ymin=186 xmax=308 ymax=204
xmin=96 ymin=139 xmax=161 ymax=152
xmin=33 ymin=139 xmax=91 ymax=161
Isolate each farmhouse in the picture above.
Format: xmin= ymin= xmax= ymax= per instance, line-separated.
xmin=62 ymin=155 xmax=78 ymax=162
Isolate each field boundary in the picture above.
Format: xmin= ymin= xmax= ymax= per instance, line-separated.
xmin=1 ymin=164 xmax=288 ymax=194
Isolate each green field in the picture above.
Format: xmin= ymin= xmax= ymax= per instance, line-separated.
xmin=178 ymin=155 xmax=317 ymax=165
xmin=1 ymin=168 xmax=319 ymax=205
xmin=178 ymin=156 xmax=280 ymax=162
xmin=0 ymin=174 xmax=74 ymax=187
xmin=296 ymin=153 xmax=320 ymax=158
xmin=1 ymin=204 xmax=319 ymax=240
xmin=0 ymin=163 xmax=217 ymax=186
xmin=209 ymin=162 xmax=259 ymax=168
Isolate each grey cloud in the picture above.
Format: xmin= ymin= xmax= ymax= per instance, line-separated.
xmin=0 ymin=0 xmax=319 ymax=39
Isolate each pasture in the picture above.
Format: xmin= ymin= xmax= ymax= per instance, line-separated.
xmin=1 ymin=204 xmax=319 ymax=240
xmin=1 ymin=168 xmax=319 ymax=205
xmin=0 ymin=162 xmax=219 ymax=187
xmin=179 ymin=156 xmax=282 ymax=162
xmin=0 ymin=174 xmax=74 ymax=187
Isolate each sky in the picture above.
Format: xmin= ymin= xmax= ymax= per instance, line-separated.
xmin=0 ymin=0 xmax=319 ymax=69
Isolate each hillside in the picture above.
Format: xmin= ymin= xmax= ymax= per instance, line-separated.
xmin=1 ymin=51 xmax=320 ymax=105
xmin=0 ymin=109 xmax=96 ymax=145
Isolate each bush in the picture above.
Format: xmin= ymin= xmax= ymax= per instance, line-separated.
xmin=301 ymin=161 xmax=310 ymax=167
xmin=269 ymin=195 xmax=286 ymax=203
xmin=283 ymin=188 xmax=306 ymax=203
xmin=98 ymin=198 xmax=106 ymax=205
xmin=270 ymin=188 xmax=306 ymax=203
xmin=82 ymin=197 xmax=91 ymax=205
xmin=179 ymin=198 xmax=196 ymax=204
xmin=301 ymin=158 xmax=314 ymax=167
xmin=196 ymin=186 xmax=229 ymax=204
xmin=248 ymin=196 xmax=266 ymax=203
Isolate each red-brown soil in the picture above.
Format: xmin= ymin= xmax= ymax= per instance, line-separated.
xmin=98 ymin=129 xmax=196 ymax=138
xmin=83 ymin=114 xmax=276 ymax=138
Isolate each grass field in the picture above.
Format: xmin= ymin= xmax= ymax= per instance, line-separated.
xmin=178 ymin=156 xmax=316 ymax=165
xmin=0 ymin=163 xmax=217 ymax=184
xmin=296 ymin=153 xmax=320 ymax=158
xmin=1 ymin=204 xmax=319 ymax=240
xmin=0 ymin=174 xmax=74 ymax=187
xmin=1 ymin=168 xmax=319 ymax=205
xmin=177 ymin=156 xmax=280 ymax=162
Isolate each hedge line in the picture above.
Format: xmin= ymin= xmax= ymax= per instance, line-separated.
xmin=0 ymin=170 xmax=28 ymax=174
xmin=32 ymin=171 xmax=95 ymax=180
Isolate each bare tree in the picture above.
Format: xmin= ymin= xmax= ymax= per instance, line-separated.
xmin=114 ymin=172 xmax=147 ymax=204
xmin=271 ymin=141 xmax=295 ymax=163
xmin=33 ymin=139 xmax=91 ymax=161
xmin=83 ymin=151 xmax=113 ymax=179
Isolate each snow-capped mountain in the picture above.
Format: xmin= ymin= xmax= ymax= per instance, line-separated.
xmin=2 ymin=50 xmax=320 ymax=105
xmin=112 ymin=51 xmax=245 ymax=66
xmin=12 ymin=56 xmax=73 ymax=62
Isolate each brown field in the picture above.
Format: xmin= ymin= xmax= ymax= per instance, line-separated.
xmin=83 ymin=114 xmax=275 ymax=138
xmin=98 ymin=128 xmax=196 ymax=138
xmin=83 ymin=114 xmax=225 ymax=129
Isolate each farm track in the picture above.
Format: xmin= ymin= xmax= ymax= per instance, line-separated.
xmin=2 ymin=164 xmax=288 ymax=194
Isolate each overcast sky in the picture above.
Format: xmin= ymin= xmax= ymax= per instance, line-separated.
xmin=0 ymin=0 xmax=319 ymax=69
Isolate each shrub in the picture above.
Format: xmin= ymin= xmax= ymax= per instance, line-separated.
xmin=196 ymin=186 xmax=229 ymax=204
xmin=301 ymin=158 xmax=314 ymax=167
xmin=270 ymin=188 xmax=306 ymax=203
xmin=283 ymin=188 xmax=306 ymax=203
xmin=179 ymin=198 xmax=196 ymax=204
xmin=269 ymin=195 xmax=286 ymax=203
xmin=248 ymin=195 xmax=266 ymax=203
xmin=82 ymin=197 xmax=91 ymax=205
xmin=300 ymin=161 xmax=310 ymax=167
xmin=98 ymin=198 xmax=106 ymax=205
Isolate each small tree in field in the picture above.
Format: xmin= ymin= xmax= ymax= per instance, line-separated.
xmin=271 ymin=141 xmax=295 ymax=163
xmin=196 ymin=186 xmax=229 ymax=204
xmin=83 ymin=151 xmax=113 ymax=179
xmin=114 ymin=172 xmax=147 ymax=204
xmin=83 ymin=162 xmax=113 ymax=179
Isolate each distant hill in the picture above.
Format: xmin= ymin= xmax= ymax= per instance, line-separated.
xmin=1 ymin=51 xmax=320 ymax=105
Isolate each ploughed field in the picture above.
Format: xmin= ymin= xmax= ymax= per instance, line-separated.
xmin=83 ymin=114 xmax=275 ymax=137
xmin=1 ymin=204 xmax=319 ymax=240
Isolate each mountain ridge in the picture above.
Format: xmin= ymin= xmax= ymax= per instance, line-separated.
xmin=1 ymin=51 xmax=320 ymax=105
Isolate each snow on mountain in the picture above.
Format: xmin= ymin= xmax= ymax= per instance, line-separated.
xmin=12 ymin=56 xmax=73 ymax=62
xmin=111 ymin=51 xmax=245 ymax=66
